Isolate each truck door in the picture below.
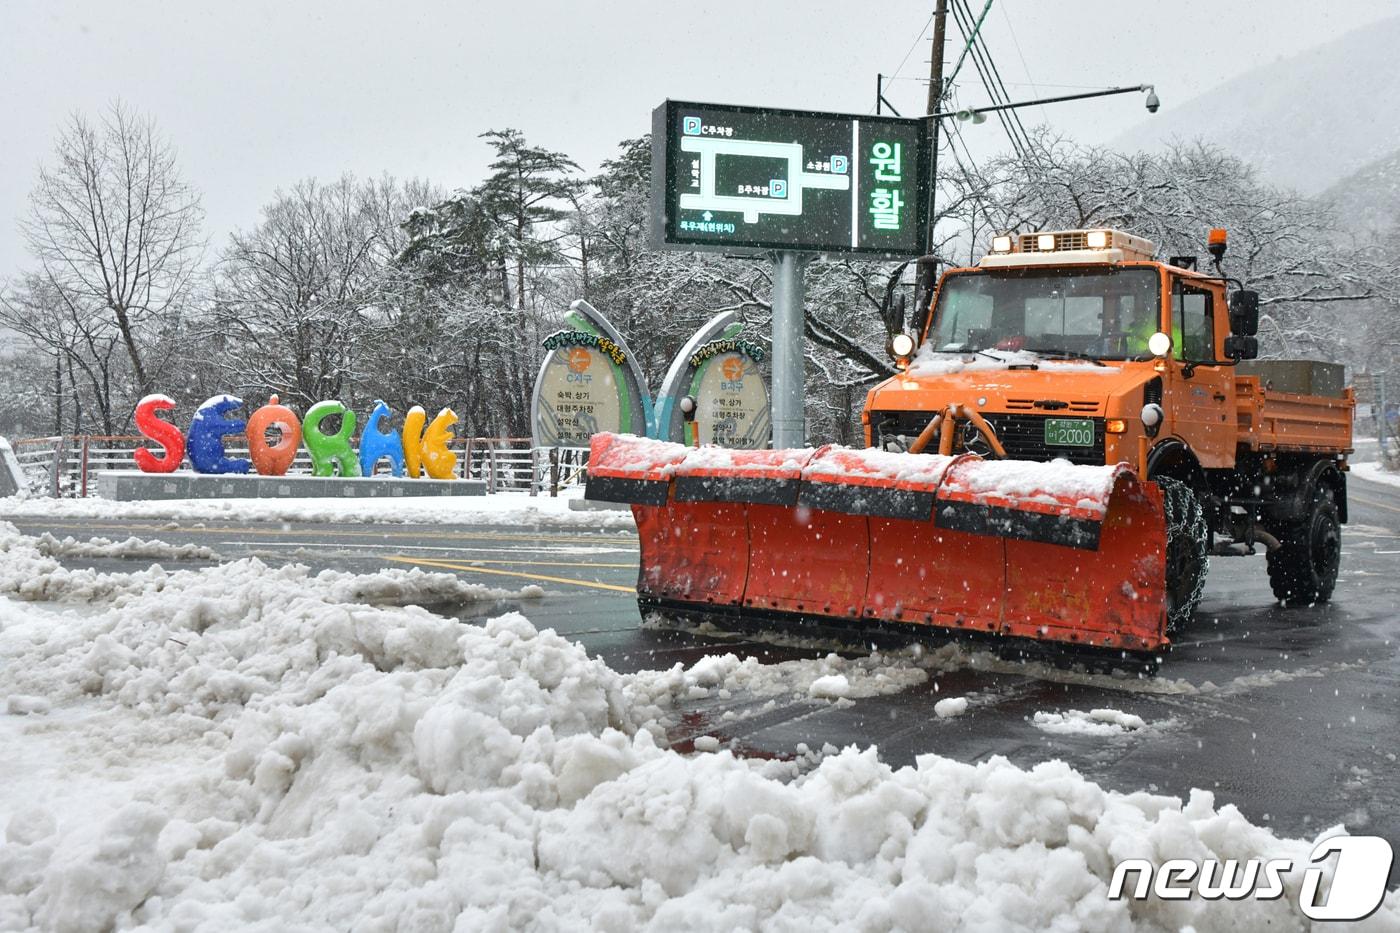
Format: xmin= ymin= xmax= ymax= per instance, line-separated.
xmin=1166 ymin=280 xmax=1234 ymax=467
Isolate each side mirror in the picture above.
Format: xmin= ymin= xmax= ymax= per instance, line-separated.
xmin=1229 ymin=290 xmax=1259 ymax=336
xmin=1224 ymin=335 xmax=1259 ymax=360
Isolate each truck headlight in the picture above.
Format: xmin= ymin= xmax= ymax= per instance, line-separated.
xmin=888 ymin=333 xmax=916 ymax=360
xmin=1147 ymin=332 xmax=1172 ymax=358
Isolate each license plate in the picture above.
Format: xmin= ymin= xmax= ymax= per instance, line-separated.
xmin=1044 ymin=418 xmax=1095 ymax=447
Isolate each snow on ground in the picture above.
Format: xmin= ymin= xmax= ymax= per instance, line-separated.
xmin=1352 ymin=461 xmax=1400 ymax=490
xmin=34 ymin=531 xmax=220 ymax=562
xmin=934 ymin=696 xmax=969 ymax=719
xmin=643 ymin=613 xmax=1204 ymax=697
xmin=0 ymin=523 xmax=543 ymax=609
xmin=1033 ymin=708 xmax=1149 ymax=737
xmin=0 ymin=523 xmax=1396 ymax=930
xmin=0 ymin=488 xmax=637 ymax=531
xmin=629 ymin=650 xmax=929 ymax=708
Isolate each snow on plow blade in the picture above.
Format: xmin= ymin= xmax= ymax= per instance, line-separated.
xmin=586 ymin=433 xmax=1168 ymax=655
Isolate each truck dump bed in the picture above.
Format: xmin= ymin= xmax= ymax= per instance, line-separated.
xmin=1235 ymin=360 xmax=1353 ymax=454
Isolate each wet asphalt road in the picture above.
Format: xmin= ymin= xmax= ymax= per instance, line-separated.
xmin=6 ymin=474 xmax=1400 ymax=862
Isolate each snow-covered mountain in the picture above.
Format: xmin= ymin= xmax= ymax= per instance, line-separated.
xmin=1111 ymin=16 xmax=1400 ymax=195
xmin=1319 ymin=147 xmax=1400 ymax=237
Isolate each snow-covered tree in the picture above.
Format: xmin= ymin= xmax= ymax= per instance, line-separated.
xmin=3 ymin=102 xmax=204 ymax=433
xmin=943 ymin=133 xmax=1380 ymax=361
xmin=207 ymin=175 xmax=419 ymax=409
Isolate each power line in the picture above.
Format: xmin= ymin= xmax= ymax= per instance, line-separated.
xmin=872 ymin=11 xmax=936 ymax=113
xmin=997 ymin=1 xmax=1051 ymax=124
xmin=942 ymin=0 xmax=994 ymax=93
xmin=950 ymin=0 xmax=1037 ymax=165
xmin=950 ymin=0 xmax=1027 ymax=160
xmin=976 ymin=19 xmax=1035 ymax=155
xmin=956 ymin=0 xmax=1030 ymax=152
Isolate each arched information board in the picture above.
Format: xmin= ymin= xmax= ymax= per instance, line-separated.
xmin=655 ymin=311 xmax=770 ymax=448
xmin=531 ymin=299 xmax=653 ymax=447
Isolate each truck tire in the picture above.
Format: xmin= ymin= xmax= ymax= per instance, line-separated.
xmin=1266 ymin=490 xmax=1341 ymax=607
xmin=1158 ymin=476 xmax=1208 ymax=632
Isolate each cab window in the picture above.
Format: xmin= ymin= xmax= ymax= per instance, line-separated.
xmin=1174 ymin=285 xmax=1215 ymax=361
xmin=925 ymin=267 xmax=1161 ymax=360
xmin=933 ymin=288 xmax=993 ymax=350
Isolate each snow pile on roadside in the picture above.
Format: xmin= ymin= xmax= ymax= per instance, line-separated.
xmin=628 ymin=650 xmax=929 ymax=710
xmin=1034 ymin=708 xmax=1148 ymax=737
xmin=1351 ymin=461 xmax=1400 ymax=490
xmin=0 ymin=521 xmax=540 ymax=612
xmin=0 ymin=489 xmax=638 ymax=531
xmin=35 ymin=532 xmax=220 ymax=562
xmin=0 ymin=536 xmax=1394 ymax=930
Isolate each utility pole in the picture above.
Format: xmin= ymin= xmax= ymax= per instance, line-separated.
xmin=924 ymin=0 xmax=949 ymax=254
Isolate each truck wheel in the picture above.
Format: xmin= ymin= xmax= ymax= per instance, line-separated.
xmin=1267 ymin=491 xmax=1341 ymax=606
xmin=1158 ymin=477 xmax=1209 ymax=632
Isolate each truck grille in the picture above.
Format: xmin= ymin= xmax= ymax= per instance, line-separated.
xmin=873 ymin=411 xmax=1107 ymax=466
xmin=982 ymin=414 xmax=1107 ymax=465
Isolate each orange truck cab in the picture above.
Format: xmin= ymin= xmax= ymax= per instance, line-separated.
xmin=863 ymin=229 xmax=1354 ymax=625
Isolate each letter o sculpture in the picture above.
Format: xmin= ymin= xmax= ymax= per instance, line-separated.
xmin=246 ymin=394 xmax=303 ymax=476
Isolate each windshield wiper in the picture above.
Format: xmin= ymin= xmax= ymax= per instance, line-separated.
xmin=925 ymin=346 xmax=1006 ymax=363
xmin=1031 ymin=348 xmax=1106 ymax=366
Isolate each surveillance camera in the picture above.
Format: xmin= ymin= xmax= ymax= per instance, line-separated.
xmin=1144 ymin=87 xmax=1160 ymax=113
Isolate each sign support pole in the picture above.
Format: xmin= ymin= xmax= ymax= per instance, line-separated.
xmin=771 ymin=251 xmax=808 ymax=448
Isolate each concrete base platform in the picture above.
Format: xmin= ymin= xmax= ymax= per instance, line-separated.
xmin=95 ymin=471 xmax=486 ymax=501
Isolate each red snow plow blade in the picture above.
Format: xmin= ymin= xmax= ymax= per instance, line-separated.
xmin=586 ymin=433 xmax=1169 ymax=660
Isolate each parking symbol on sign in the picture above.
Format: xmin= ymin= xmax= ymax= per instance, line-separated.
xmin=682 ymin=116 xmax=702 ymax=136
xmin=770 ymin=179 xmax=787 ymax=198
xmin=831 ymin=155 xmax=848 ymax=174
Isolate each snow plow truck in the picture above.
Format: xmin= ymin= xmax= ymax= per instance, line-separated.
xmin=585 ymin=228 xmax=1354 ymax=666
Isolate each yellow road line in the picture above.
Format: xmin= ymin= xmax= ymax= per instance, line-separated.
xmin=388 ymin=556 xmax=636 ymax=569
xmin=254 ymin=546 xmax=637 ymax=569
xmin=388 ymin=555 xmax=636 ymax=593
xmin=1351 ymin=493 xmax=1400 ymax=516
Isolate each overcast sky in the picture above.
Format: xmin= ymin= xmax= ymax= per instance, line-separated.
xmin=2 ymin=0 xmax=1396 ymax=274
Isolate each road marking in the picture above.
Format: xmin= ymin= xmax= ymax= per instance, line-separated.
xmin=388 ymin=555 xmax=636 ymax=593
xmin=241 ymin=540 xmax=638 ymax=564
xmin=16 ymin=520 xmax=630 ymax=545
xmin=1350 ymin=493 xmax=1400 ymax=516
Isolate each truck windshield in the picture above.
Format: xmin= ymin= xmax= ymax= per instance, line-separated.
xmin=926 ymin=267 xmax=1161 ymax=361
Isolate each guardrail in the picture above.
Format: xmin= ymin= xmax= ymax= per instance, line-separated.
xmin=7 ymin=435 xmax=596 ymax=498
